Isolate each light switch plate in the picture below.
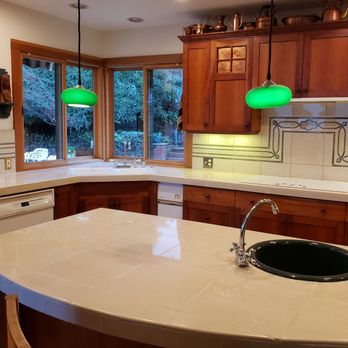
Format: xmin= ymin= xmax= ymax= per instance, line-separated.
xmin=203 ymin=157 xmax=213 ymax=169
xmin=4 ymin=157 xmax=12 ymax=170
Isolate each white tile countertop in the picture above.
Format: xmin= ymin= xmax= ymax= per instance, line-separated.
xmin=0 ymin=208 xmax=347 ymax=347
xmin=2 ymin=160 xmax=348 ymax=202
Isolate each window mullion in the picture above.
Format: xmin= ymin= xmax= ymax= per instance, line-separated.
xmin=61 ymin=62 xmax=67 ymax=161
xmin=143 ymin=67 xmax=149 ymax=160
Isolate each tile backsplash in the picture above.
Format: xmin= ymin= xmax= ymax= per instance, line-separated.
xmin=192 ymin=103 xmax=348 ymax=182
xmin=0 ymin=130 xmax=15 ymax=173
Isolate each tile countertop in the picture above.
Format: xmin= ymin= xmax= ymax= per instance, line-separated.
xmin=0 ymin=208 xmax=347 ymax=348
xmin=2 ymin=160 xmax=348 ymax=202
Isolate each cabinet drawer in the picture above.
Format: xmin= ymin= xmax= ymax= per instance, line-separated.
xmin=183 ymin=201 xmax=234 ymax=227
xmin=184 ymin=185 xmax=234 ymax=206
xmin=236 ymin=191 xmax=346 ymax=221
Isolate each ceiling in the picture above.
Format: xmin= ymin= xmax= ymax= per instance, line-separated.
xmin=5 ymin=0 xmax=320 ymax=31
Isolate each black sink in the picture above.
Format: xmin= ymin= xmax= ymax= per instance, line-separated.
xmin=247 ymin=239 xmax=348 ymax=282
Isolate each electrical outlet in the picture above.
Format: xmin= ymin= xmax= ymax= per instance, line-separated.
xmin=4 ymin=157 xmax=12 ymax=170
xmin=203 ymin=157 xmax=213 ymax=169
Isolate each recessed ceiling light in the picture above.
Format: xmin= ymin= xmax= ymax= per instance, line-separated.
xmin=69 ymin=3 xmax=89 ymax=9
xmin=127 ymin=17 xmax=144 ymax=23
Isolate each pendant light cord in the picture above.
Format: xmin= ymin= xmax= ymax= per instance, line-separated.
xmin=78 ymin=0 xmax=82 ymax=86
xmin=267 ymin=0 xmax=274 ymax=81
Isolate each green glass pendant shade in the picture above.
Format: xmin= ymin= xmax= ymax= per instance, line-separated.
xmin=61 ymin=0 xmax=97 ymax=108
xmin=246 ymin=80 xmax=292 ymax=109
xmin=245 ymin=0 xmax=292 ymax=110
xmin=61 ymin=85 xmax=98 ymax=108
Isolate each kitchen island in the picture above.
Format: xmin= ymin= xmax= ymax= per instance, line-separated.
xmin=0 ymin=208 xmax=347 ymax=347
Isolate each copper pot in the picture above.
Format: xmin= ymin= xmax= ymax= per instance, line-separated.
xmin=281 ymin=15 xmax=321 ymax=25
xmin=322 ymin=0 xmax=348 ymax=22
xmin=252 ymin=5 xmax=277 ymax=29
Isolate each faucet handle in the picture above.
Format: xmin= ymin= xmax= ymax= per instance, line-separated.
xmin=230 ymin=242 xmax=240 ymax=252
xmin=230 ymin=242 xmax=250 ymax=267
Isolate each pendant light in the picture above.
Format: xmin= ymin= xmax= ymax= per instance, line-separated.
xmin=245 ymin=0 xmax=292 ymax=109
xmin=61 ymin=0 xmax=98 ymax=108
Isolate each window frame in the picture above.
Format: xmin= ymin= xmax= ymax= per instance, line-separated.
xmin=105 ymin=54 xmax=191 ymax=167
xmin=11 ymin=39 xmax=103 ymax=171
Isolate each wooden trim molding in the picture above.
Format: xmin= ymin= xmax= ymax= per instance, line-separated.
xmin=11 ymin=39 xmax=103 ymax=66
xmin=104 ymin=54 xmax=183 ymax=67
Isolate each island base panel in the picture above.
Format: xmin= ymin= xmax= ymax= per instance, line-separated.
xmin=0 ymin=291 xmax=160 ymax=348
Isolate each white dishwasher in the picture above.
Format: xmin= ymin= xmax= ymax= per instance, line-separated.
xmin=0 ymin=189 xmax=54 ymax=234
xmin=157 ymin=183 xmax=183 ymax=219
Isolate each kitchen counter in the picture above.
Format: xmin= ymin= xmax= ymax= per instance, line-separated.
xmin=0 ymin=208 xmax=347 ymax=347
xmin=2 ymin=160 xmax=348 ymax=202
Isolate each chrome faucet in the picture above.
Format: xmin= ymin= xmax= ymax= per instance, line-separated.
xmin=231 ymin=199 xmax=280 ymax=267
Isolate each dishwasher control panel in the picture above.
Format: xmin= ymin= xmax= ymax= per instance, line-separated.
xmin=0 ymin=189 xmax=54 ymax=219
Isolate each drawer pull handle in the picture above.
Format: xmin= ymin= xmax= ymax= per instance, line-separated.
xmin=204 ymin=193 xmax=210 ymax=199
xmin=250 ymin=200 xmax=255 ymax=205
xmin=295 ymin=89 xmax=302 ymax=98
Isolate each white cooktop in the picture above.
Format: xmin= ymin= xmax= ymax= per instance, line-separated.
xmin=240 ymin=175 xmax=348 ymax=193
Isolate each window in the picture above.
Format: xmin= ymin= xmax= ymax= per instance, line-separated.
xmin=146 ymin=67 xmax=183 ymax=161
xmin=12 ymin=40 xmax=102 ymax=170
xmin=22 ymin=57 xmax=64 ymax=162
xmin=111 ymin=62 xmax=184 ymax=163
xmin=114 ymin=69 xmax=144 ymax=158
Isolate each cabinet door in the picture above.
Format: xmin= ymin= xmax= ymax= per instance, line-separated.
xmin=286 ymin=215 xmax=345 ymax=245
xmin=303 ymin=28 xmax=348 ymax=97
xmin=253 ymin=33 xmax=304 ymax=97
xmin=235 ymin=191 xmax=346 ymax=244
xmin=77 ymin=182 xmax=157 ymax=215
xmin=235 ymin=194 xmax=287 ymax=235
xmin=116 ymin=194 xmax=149 ymax=213
xmin=183 ymin=41 xmax=211 ymax=132
xmin=183 ymin=201 xmax=234 ymax=227
xmin=183 ymin=185 xmax=235 ymax=226
xmin=54 ymin=184 xmax=77 ymax=219
xmin=78 ymin=195 xmax=111 ymax=212
xmin=211 ymin=38 xmax=260 ymax=133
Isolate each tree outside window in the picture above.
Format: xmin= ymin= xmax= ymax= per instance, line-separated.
xmin=22 ymin=58 xmax=95 ymax=163
xmin=113 ymin=66 xmax=183 ymax=162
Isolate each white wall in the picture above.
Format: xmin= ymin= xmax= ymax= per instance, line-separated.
xmin=102 ymin=24 xmax=183 ymax=57
xmin=0 ymin=0 xmax=103 ymax=131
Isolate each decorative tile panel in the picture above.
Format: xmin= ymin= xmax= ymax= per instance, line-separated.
xmin=193 ymin=116 xmax=348 ymax=167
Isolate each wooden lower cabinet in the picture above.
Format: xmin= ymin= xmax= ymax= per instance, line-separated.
xmin=54 ymin=184 xmax=77 ymax=219
xmin=77 ymin=182 xmax=157 ymax=215
xmin=183 ymin=185 xmax=347 ymax=245
xmin=183 ymin=185 xmax=235 ymax=227
xmin=235 ymin=191 xmax=346 ymax=245
xmin=184 ymin=201 xmax=234 ymax=226
xmin=54 ymin=182 xmax=157 ymax=218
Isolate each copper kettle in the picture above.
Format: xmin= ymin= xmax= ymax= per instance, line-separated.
xmin=322 ymin=0 xmax=348 ymax=22
xmin=251 ymin=4 xmax=277 ymax=29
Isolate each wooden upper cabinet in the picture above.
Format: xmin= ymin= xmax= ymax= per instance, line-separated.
xmin=180 ymin=22 xmax=348 ymax=133
xmin=183 ymin=41 xmax=211 ymax=131
xmin=302 ymin=28 xmax=348 ymax=97
xmin=253 ymin=33 xmax=304 ymax=97
xmin=211 ymin=38 xmax=260 ymax=133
